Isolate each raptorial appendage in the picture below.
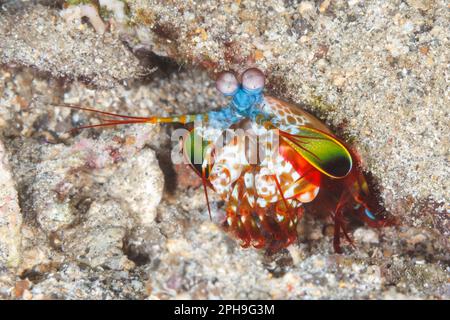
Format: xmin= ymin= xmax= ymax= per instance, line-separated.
xmin=201 ymin=126 xmax=322 ymax=251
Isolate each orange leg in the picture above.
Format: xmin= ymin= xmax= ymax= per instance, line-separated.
xmin=332 ymin=191 xmax=354 ymax=253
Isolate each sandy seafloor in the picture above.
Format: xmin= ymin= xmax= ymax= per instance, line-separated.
xmin=0 ymin=0 xmax=448 ymax=299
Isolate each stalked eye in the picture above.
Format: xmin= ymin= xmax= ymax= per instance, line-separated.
xmin=241 ymin=68 xmax=265 ymax=92
xmin=216 ymin=71 xmax=239 ymax=96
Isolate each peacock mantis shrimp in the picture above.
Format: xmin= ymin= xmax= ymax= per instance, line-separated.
xmin=62 ymin=68 xmax=396 ymax=253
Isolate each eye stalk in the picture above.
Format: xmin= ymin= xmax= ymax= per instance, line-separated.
xmin=241 ymin=68 xmax=265 ymax=93
xmin=216 ymin=71 xmax=239 ymax=96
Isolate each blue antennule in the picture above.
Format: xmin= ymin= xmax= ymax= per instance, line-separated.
xmin=232 ymin=86 xmax=263 ymax=113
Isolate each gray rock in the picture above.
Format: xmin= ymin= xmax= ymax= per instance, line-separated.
xmin=0 ymin=0 xmax=447 ymax=300
xmin=63 ymin=200 xmax=134 ymax=270
xmin=106 ymin=148 xmax=164 ymax=226
xmin=0 ymin=3 xmax=141 ymax=88
xmin=0 ymin=140 xmax=22 ymax=269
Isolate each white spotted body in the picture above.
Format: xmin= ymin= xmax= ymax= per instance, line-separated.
xmin=208 ymin=120 xmax=320 ymax=208
xmin=204 ymin=97 xmax=324 ymax=248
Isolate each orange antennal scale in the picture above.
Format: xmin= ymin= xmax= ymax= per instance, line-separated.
xmin=69 ymin=119 xmax=150 ymax=133
xmin=51 ymin=103 xmax=205 ymax=134
xmin=49 ymin=103 xmax=152 ymax=133
xmin=54 ymin=103 xmax=150 ymax=120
